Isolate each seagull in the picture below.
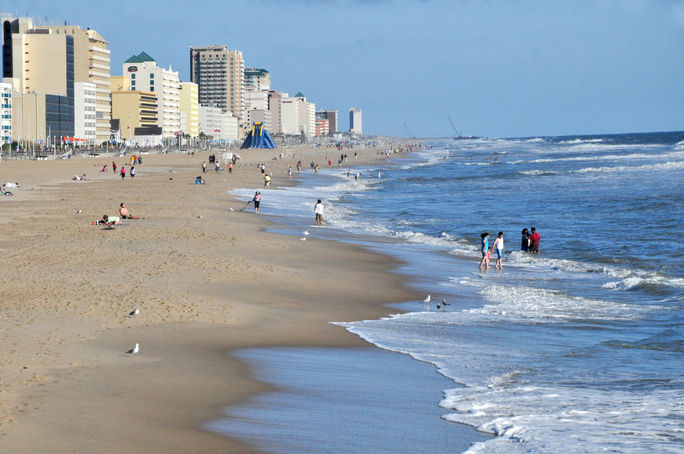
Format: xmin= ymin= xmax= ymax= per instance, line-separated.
xmin=229 ymin=208 xmax=235 ymax=212
xmin=126 ymin=343 xmax=139 ymax=354
xmin=441 ymin=298 xmax=449 ymax=306
xmin=424 ymin=294 xmax=431 ymax=304
xmin=300 ymin=237 xmax=307 ymax=241
xmin=303 ymin=230 xmax=310 ymax=236
xmin=197 ymin=215 xmax=203 ymax=219
xmin=75 ymin=209 xmax=82 ymax=214
xmin=128 ymin=307 xmax=139 ymax=317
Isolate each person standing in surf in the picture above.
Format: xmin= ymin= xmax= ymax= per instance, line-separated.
xmin=521 ymin=228 xmax=530 ymax=251
xmin=314 ymin=199 xmax=324 ymax=226
xmin=492 ymin=232 xmax=504 ymax=270
xmin=253 ymin=191 xmax=261 ymax=214
xmin=529 ymin=227 xmax=540 ymax=253
xmin=479 ymin=232 xmax=490 ymax=271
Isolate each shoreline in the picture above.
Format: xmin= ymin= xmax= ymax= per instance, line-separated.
xmin=0 ymin=142 xmax=429 ymax=453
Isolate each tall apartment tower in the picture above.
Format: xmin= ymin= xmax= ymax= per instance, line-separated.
xmin=123 ymin=52 xmax=181 ymax=137
xmin=189 ymin=46 xmax=244 ymax=124
xmin=4 ymin=23 xmax=76 ymax=143
xmin=38 ymin=25 xmax=111 ymax=144
xmin=349 ymin=107 xmax=363 ymax=135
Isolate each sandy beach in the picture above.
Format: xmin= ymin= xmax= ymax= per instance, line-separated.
xmin=0 ymin=144 xmax=423 ymax=453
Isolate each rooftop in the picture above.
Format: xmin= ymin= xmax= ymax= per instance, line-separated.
xmin=124 ymin=51 xmax=155 ymax=63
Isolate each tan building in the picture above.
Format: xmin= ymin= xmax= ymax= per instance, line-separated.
xmin=3 ymin=23 xmax=76 ymax=143
xmin=110 ymin=75 xmax=130 ymax=92
xmin=179 ymin=82 xmax=199 ymax=138
xmin=37 ymin=25 xmax=112 ymax=144
xmin=189 ymin=46 xmax=244 ymax=125
xmin=111 ymin=90 xmax=158 ymax=140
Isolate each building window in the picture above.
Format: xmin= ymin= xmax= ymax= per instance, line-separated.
xmin=131 ymin=73 xmax=135 ymax=79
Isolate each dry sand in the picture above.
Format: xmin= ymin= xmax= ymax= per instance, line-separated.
xmin=0 ymin=144 xmax=422 ymax=453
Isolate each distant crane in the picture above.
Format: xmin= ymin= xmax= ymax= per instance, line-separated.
xmin=403 ymin=120 xmax=415 ymax=138
xmin=447 ymin=115 xmax=459 ymax=138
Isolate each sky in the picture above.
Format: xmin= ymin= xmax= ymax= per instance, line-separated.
xmin=3 ymin=0 xmax=683 ymax=138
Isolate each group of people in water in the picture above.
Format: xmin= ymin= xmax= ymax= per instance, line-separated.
xmin=479 ymin=227 xmax=540 ymax=271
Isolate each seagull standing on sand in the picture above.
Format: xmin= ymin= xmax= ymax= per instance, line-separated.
xmin=300 ymin=237 xmax=307 ymax=241
xmin=424 ymin=294 xmax=431 ymax=310
xmin=303 ymin=230 xmax=310 ymax=236
xmin=126 ymin=343 xmax=139 ymax=354
xmin=128 ymin=307 xmax=139 ymax=317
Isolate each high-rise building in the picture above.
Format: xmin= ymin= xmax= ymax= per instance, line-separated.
xmin=74 ymin=82 xmax=96 ymax=144
xmin=349 ymin=107 xmax=362 ymax=135
xmin=179 ymin=82 xmax=199 ymax=138
xmin=37 ymin=25 xmax=111 ymax=144
xmin=4 ymin=25 xmax=75 ymax=144
xmin=267 ymin=91 xmax=285 ymax=134
xmin=244 ymin=68 xmax=270 ymax=92
xmin=315 ymin=118 xmax=329 ymax=136
xmin=189 ymin=45 xmax=244 ymax=124
xmin=123 ymin=52 xmax=180 ymax=137
xmin=316 ymin=110 xmax=338 ymax=133
xmin=0 ymin=82 xmax=11 ymax=145
xmin=280 ymin=93 xmax=315 ymax=137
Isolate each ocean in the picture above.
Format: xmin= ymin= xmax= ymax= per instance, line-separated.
xmin=219 ymin=131 xmax=684 ymax=453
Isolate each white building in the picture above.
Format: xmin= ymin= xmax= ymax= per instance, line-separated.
xmin=199 ymin=105 xmax=239 ymax=142
xmin=123 ymin=52 xmax=181 ymax=138
xmin=349 ymin=107 xmax=363 ymax=135
xmin=74 ymin=82 xmax=97 ymax=144
xmin=295 ymin=93 xmax=316 ymax=137
xmin=0 ymin=82 xmax=11 ymax=145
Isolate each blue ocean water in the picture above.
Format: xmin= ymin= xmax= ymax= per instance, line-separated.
xmin=229 ymin=132 xmax=684 ymax=453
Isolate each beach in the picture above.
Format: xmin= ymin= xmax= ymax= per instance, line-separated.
xmin=0 ymin=144 xmax=427 ymax=453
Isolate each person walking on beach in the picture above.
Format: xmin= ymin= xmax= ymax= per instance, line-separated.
xmin=202 ymin=161 xmax=207 ymax=173
xmin=228 ymin=162 xmax=233 ymax=174
xmin=112 ymin=162 xmax=117 ymax=173
xmin=264 ymin=174 xmax=271 ymax=188
xmin=253 ymin=191 xmax=261 ymax=214
xmin=314 ymin=199 xmax=324 ymax=226
xmin=130 ymin=166 xmax=136 ymax=179
xmin=492 ymin=232 xmax=504 ymax=270
xmin=120 ymin=166 xmax=126 ymax=180
xmin=521 ymin=228 xmax=530 ymax=251
xmin=529 ymin=227 xmax=540 ymax=253
xmin=479 ymin=232 xmax=490 ymax=271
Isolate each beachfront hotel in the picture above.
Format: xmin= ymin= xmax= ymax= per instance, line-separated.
xmin=2 ymin=17 xmax=75 ymax=145
xmin=123 ymin=52 xmax=181 ymax=138
xmin=189 ymin=45 xmax=245 ymax=126
xmin=349 ymin=107 xmax=363 ymax=135
xmin=1 ymin=16 xmax=111 ymax=146
xmin=180 ymin=82 xmax=199 ymax=138
xmin=37 ymin=24 xmax=111 ymax=145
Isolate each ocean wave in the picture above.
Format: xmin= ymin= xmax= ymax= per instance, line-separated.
xmin=674 ymin=140 xmax=684 ymax=150
xmin=459 ymin=281 xmax=659 ymax=322
xmin=450 ymin=384 xmax=683 ymax=454
xmin=518 ymin=169 xmax=559 ymax=176
xmin=574 ymin=161 xmax=684 ymax=174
